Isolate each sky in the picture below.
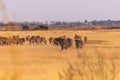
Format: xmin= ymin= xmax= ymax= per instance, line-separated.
xmin=0 ymin=0 xmax=120 ymax=22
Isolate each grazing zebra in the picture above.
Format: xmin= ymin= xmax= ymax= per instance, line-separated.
xmin=49 ymin=37 xmax=54 ymax=44
xmin=84 ymin=36 xmax=88 ymax=43
xmin=53 ymin=37 xmax=73 ymax=50
xmin=0 ymin=37 xmax=8 ymax=45
xmin=74 ymin=34 xmax=84 ymax=49
xmin=40 ymin=37 xmax=47 ymax=44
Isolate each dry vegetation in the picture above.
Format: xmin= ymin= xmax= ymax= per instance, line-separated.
xmin=0 ymin=29 xmax=120 ymax=80
xmin=58 ymin=52 xmax=120 ymax=80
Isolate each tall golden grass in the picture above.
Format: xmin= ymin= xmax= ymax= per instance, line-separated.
xmin=58 ymin=51 xmax=120 ymax=80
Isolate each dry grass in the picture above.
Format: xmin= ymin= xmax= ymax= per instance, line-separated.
xmin=0 ymin=29 xmax=120 ymax=80
xmin=58 ymin=51 xmax=120 ymax=80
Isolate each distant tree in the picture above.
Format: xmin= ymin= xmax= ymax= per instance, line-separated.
xmin=38 ymin=25 xmax=48 ymax=30
xmin=22 ymin=25 xmax=29 ymax=30
xmin=6 ymin=22 xmax=16 ymax=26
xmin=0 ymin=22 xmax=5 ymax=26
xmin=45 ymin=21 xmax=48 ymax=25
xmin=84 ymin=20 xmax=88 ymax=25
xmin=55 ymin=21 xmax=62 ymax=26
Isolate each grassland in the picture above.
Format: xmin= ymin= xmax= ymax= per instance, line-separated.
xmin=0 ymin=29 xmax=120 ymax=80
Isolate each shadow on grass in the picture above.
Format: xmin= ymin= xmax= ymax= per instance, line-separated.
xmin=86 ymin=40 xmax=108 ymax=44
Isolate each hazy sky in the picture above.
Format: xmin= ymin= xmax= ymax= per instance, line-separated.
xmin=1 ymin=0 xmax=120 ymax=22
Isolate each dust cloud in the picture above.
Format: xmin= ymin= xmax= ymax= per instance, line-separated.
xmin=0 ymin=0 xmax=10 ymax=23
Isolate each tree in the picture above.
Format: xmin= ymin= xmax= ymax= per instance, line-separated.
xmin=22 ymin=25 xmax=29 ymax=30
xmin=6 ymin=22 xmax=16 ymax=26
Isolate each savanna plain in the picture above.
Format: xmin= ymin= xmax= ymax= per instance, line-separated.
xmin=0 ymin=29 xmax=120 ymax=80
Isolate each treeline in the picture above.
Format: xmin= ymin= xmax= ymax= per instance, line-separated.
xmin=0 ymin=20 xmax=120 ymax=31
xmin=1 ymin=20 xmax=120 ymax=26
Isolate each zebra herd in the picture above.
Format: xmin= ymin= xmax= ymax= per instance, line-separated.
xmin=0 ymin=35 xmax=87 ymax=50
